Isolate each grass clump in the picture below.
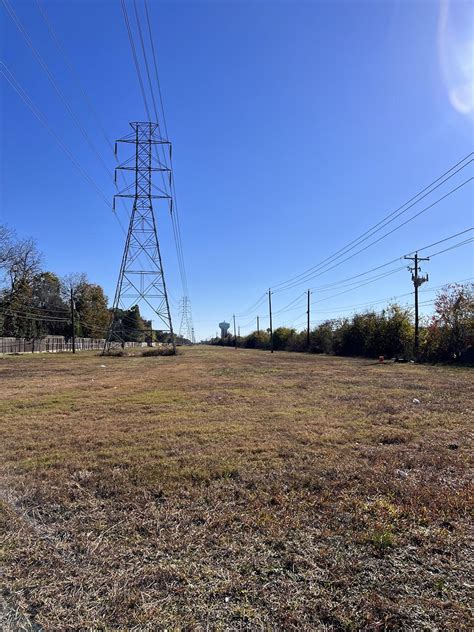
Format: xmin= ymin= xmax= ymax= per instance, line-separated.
xmin=142 ymin=346 xmax=176 ymax=357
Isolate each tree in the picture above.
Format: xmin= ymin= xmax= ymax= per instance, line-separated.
xmin=381 ymin=304 xmax=413 ymax=358
xmin=272 ymin=327 xmax=296 ymax=351
xmin=109 ymin=305 xmax=148 ymax=342
xmin=122 ymin=305 xmax=146 ymax=342
xmin=243 ymin=330 xmax=270 ymax=349
xmin=0 ymin=226 xmax=42 ymax=337
xmin=62 ymin=274 xmax=110 ymax=340
xmin=75 ymin=283 xmax=109 ymax=339
xmin=422 ymin=283 xmax=474 ymax=362
xmin=30 ymin=272 xmax=69 ymax=337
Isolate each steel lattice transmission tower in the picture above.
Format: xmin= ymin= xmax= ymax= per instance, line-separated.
xmin=178 ymin=296 xmax=195 ymax=344
xmin=104 ymin=121 xmax=176 ymax=353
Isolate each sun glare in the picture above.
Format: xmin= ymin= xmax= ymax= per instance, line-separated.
xmin=438 ymin=0 xmax=474 ymax=116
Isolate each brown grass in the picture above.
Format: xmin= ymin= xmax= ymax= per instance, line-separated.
xmin=0 ymin=346 xmax=472 ymax=630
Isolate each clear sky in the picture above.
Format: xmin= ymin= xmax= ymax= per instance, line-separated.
xmin=1 ymin=0 xmax=473 ymax=340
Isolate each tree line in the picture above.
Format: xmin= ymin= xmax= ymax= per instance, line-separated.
xmin=207 ymin=285 xmax=474 ymax=363
xmin=0 ymin=225 xmax=152 ymax=342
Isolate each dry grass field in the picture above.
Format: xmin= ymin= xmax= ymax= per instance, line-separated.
xmin=0 ymin=346 xmax=472 ymax=630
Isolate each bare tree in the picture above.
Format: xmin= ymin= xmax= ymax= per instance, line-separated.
xmin=60 ymin=272 xmax=88 ymax=301
xmin=8 ymin=238 xmax=42 ymax=292
xmin=0 ymin=225 xmax=14 ymax=272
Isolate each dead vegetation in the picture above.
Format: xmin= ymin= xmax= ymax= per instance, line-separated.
xmin=0 ymin=346 xmax=472 ymax=630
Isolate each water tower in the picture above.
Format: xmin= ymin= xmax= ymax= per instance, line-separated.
xmin=219 ymin=321 xmax=230 ymax=339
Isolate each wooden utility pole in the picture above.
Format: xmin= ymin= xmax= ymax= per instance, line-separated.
xmin=233 ymin=314 xmax=237 ymax=349
xmin=306 ymin=289 xmax=311 ymax=349
xmin=257 ymin=316 xmax=260 ymax=335
xmin=268 ymin=289 xmax=274 ymax=353
xmin=404 ymin=252 xmax=429 ymax=357
xmin=70 ymin=288 xmax=76 ymax=355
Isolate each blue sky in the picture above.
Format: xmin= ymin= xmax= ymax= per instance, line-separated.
xmin=1 ymin=0 xmax=473 ymax=339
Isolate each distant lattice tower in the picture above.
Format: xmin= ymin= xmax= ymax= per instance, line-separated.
xmin=178 ymin=296 xmax=195 ymax=343
xmin=219 ymin=321 xmax=230 ymax=339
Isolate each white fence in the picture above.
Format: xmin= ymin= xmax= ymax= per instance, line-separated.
xmin=0 ymin=336 xmax=151 ymax=354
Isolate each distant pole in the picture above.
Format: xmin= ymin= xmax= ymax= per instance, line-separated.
xmin=233 ymin=314 xmax=237 ymax=349
xmin=257 ymin=315 xmax=260 ymax=335
xmin=238 ymin=326 xmax=240 ymax=338
xmin=306 ymin=289 xmax=311 ymax=350
xmin=70 ymin=288 xmax=76 ymax=355
xmin=268 ymin=289 xmax=274 ymax=353
xmin=404 ymin=251 xmax=429 ymax=357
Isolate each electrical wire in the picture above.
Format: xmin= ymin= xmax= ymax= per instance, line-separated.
xmin=308 ymin=227 xmax=473 ymax=293
xmin=273 ymin=177 xmax=473 ymax=293
xmin=232 ymin=233 xmax=473 ymax=323
xmin=427 ymin=237 xmax=474 ymax=258
xmin=141 ymin=0 xmax=190 ymax=302
xmin=120 ymin=0 xmax=151 ymax=120
xmin=1 ymin=0 xmax=114 ymax=180
xmin=272 ymin=153 xmax=473 ymax=291
xmin=312 ymin=277 xmax=473 ymax=314
xmin=0 ymin=63 xmax=112 ymax=209
xmin=236 ymin=292 xmax=268 ymax=318
xmin=142 ymin=0 xmax=190 ymax=300
xmin=33 ymin=0 xmax=140 ymax=245
xmin=122 ymin=0 xmax=192 ymax=336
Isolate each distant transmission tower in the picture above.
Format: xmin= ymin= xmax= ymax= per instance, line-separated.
xmin=178 ymin=296 xmax=195 ymax=343
xmin=104 ymin=121 xmax=175 ymax=353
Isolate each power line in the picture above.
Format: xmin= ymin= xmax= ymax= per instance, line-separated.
xmin=308 ymin=239 xmax=473 ymax=307
xmin=33 ymin=0 xmax=140 ymax=239
xmin=312 ymin=277 xmax=473 ymax=315
xmin=272 ymin=153 xmax=473 ymax=292
xmin=120 ymin=0 xmax=151 ymax=120
xmin=272 ymin=291 xmax=307 ymax=315
xmin=1 ymin=0 xmax=113 ymax=180
xmin=122 ymin=0 xmax=192 ymax=340
xmin=120 ymin=0 xmax=188 ymax=312
xmin=0 ymin=63 xmax=112 ymax=208
xmin=309 ymin=227 xmax=473 ymax=294
xmin=410 ymin=226 xmax=473 ymax=255
xmin=140 ymin=0 xmax=190 ymax=298
xmin=269 ymin=267 xmax=406 ymax=318
xmin=312 ymin=265 xmax=406 ymax=293
xmin=232 ymin=230 xmax=474 ymax=323
xmin=234 ymin=229 xmax=473 ymax=321
xmin=236 ymin=292 xmax=268 ymax=318
xmin=0 ymin=308 xmax=70 ymax=322
xmin=1 ymin=4 xmax=139 ymax=266
xmin=33 ymin=0 xmax=114 ymax=153
xmin=427 ymin=237 xmax=474 ymax=258
xmin=314 ymin=266 xmax=407 ymax=305
xmin=274 ymin=176 xmax=473 ymax=293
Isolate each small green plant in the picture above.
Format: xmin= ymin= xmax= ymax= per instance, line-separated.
xmin=435 ymin=578 xmax=447 ymax=596
xmin=370 ymin=529 xmax=395 ymax=551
